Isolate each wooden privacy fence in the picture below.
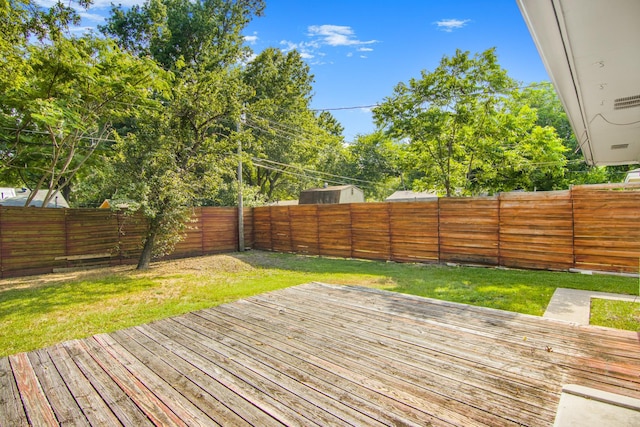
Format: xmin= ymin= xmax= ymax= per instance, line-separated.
xmin=0 ymin=184 xmax=638 ymax=278
xmin=253 ymin=184 xmax=640 ymax=274
xmin=0 ymin=207 xmax=253 ymax=278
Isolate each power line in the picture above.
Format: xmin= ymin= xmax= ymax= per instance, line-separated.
xmin=251 ymin=157 xmax=377 ymax=186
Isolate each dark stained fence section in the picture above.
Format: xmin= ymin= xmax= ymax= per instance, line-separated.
xmin=499 ymin=191 xmax=574 ymax=271
xmin=0 ymin=207 xmax=66 ymax=277
xmin=0 ymin=207 xmax=248 ymax=278
xmin=390 ymin=201 xmax=439 ymax=263
xmin=439 ymin=197 xmax=499 ymax=265
xmin=63 ymin=209 xmax=120 ymax=269
xmin=572 ymin=184 xmax=640 ymax=274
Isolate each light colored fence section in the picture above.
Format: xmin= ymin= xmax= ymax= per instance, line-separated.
xmin=499 ymin=191 xmax=574 ymax=271
xmin=572 ymin=184 xmax=640 ymax=273
xmin=252 ymin=184 xmax=640 ymax=274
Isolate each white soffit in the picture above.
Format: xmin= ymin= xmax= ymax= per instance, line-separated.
xmin=517 ymin=0 xmax=640 ymax=166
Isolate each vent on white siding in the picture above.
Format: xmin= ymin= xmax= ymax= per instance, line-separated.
xmin=610 ymin=144 xmax=629 ymax=150
xmin=614 ymin=94 xmax=640 ymax=110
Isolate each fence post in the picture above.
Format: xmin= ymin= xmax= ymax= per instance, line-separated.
xmin=497 ymin=192 xmax=502 ymax=267
xmin=437 ymin=197 xmax=441 ymax=264
xmin=570 ymin=185 xmax=576 ymax=270
xmin=0 ymin=207 xmax=3 ymax=278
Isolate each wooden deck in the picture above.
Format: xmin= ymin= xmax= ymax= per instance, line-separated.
xmin=1 ymin=282 xmax=639 ymax=426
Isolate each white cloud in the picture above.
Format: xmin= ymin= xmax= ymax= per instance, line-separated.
xmin=244 ymin=34 xmax=259 ymax=45
xmin=308 ymin=24 xmax=377 ymax=47
xmin=434 ymin=18 xmax=471 ymax=32
xmin=280 ymin=24 xmax=378 ymax=65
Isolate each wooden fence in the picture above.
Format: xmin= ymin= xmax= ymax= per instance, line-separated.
xmin=0 ymin=207 xmax=253 ymax=278
xmin=252 ymin=184 xmax=640 ymax=274
xmin=1 ymin=184 xmax=638 ymax=278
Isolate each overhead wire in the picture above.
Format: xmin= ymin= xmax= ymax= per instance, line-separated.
xmin=251 ymin=157 xmax=378 ymax=186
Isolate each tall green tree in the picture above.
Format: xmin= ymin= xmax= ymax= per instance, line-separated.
xmin=242 ymin=48 xmax=344 ymax=201
xmin=0 ymin=35 xmax=166 ymax=207
xmin=375 ymin=49 xmax=566 ymax=196
xmin=100 ymin=0 xmax=263 ymax=72
xmin=103 ymin=0 xmax=264 ymax=268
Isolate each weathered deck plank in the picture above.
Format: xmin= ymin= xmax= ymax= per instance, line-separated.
xmin=1 ymin=282 xmax=639 ymax=427
xmin=0 ymin=356 xmax=29 ymax=426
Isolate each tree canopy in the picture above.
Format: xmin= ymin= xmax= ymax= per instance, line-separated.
xmin=374 ymin=49 xmax=566 ymax=196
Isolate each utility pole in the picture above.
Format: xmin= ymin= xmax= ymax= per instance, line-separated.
xmin=237 ymin=110 xmax=245 ymax=251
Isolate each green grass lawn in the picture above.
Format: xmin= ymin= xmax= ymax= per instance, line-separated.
xmin=590 ymin=298 xmax=640 ymax=332
xmin=0 ymin=251 xmax=637 ymax=357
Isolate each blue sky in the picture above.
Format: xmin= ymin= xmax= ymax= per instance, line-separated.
xmin=244 ymin=0 xmax=550 ymax=140
xmin=72 ymin=0 xmax=550 ymax=141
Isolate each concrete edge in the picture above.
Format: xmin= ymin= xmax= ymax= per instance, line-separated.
xmin=562 ymin=384 xmax=640 ymax=412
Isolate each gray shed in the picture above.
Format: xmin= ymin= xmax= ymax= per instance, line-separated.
xmin=299 ymin=185 xmax=364 ymax=205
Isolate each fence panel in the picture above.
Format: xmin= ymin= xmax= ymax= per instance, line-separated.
xmin=572 ymin=184 xmax=640 ymax=273
xmin=201 ymin=207 xmax=238 ymax=254
xmin=243 ymin=208 xmax=254 ymax=249
xmin=270 ymin=206 xmax=293 ymax=253
xmin=390 ymin=202 xmax=439 ymax=263
xmin=64 ymin=209 xmax=120 ymax=268
xmin=351 ymin=203 xmax=391 ymax=261
xmin=252 ymin=207 xmax=272 ymax=250
xmin=499 ymin=191 xmax=574 ymax=271
xmin=439 ymin=197 xmax=499 ymax=265
xmin=170 ymin=208 xmax=204 ymax=259
xmin=289 ymin=205 xmax=319 ymax=255
xmin=317 ymin=204 xmax=352 ymax=258
xmin=0 ymin=207 xmax=67 ymax=277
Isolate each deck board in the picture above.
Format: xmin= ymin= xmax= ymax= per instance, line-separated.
xmin=1 ymin=282 xmax=639 ymax=427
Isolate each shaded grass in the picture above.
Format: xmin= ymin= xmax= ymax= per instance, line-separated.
xmin=590 ymin=298 xmax=640 ymax=331
xmin=0 ymin=251 xmax=637 ymax=356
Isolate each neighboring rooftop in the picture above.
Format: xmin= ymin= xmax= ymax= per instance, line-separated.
xmin=385 ymin=190 xmax=438 ymax=202
xmin=299 ymin=184 xmax=364 ymax=205
xmin=0 ymin=189 xmax=69 ymax=208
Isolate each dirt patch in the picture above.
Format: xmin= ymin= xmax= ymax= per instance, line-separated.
xmin=0 ymin=254 xmax=256 ymax=292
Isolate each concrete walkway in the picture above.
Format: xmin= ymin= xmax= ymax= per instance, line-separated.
xmin=544 ymin=288 xmax=640 ymax=426
xmin=543 ymin=287 xmax=639 ymax=325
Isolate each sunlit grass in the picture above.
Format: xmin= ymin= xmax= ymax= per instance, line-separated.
xmin=0 ymin=251 xmax=637 ymax=356
xmin=590 ymin=298 xmax=640 ymax=331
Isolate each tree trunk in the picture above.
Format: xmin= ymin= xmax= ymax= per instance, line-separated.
xmin=137 ymin=228 xmax=156 ymax=270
